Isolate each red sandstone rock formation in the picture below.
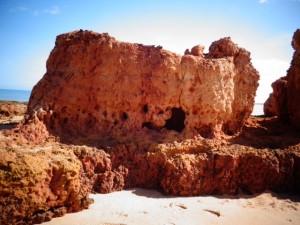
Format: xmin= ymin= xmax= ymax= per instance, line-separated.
xmin=2 ymin=30 xmax=300 ymax=225
xmin=27 ymin=30 xmax=259 ymax=140
xmin=264 ymin=76 xmax=288 ymax=117
xmin=1 ymin=120 xmax=300 ymax=225
xmin=1 ymin=116 xmax=300 ymax=224
xmin=264 ymin=29 xmax=300 ymax=128
xmin=287 ymin=29 xmax=300 ymax=128
xmin=0 ymin=101 xmax=26 ymax=121
xmin=0 ymin=144 xmax=92 ymax=225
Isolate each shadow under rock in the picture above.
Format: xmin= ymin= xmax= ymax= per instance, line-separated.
xmin=130 ymin=188 xmax=252 ymax=200
xmin=0 ymin=122 xmax=19 ymax=131
xmin=130 ymin=188 xmax=300 ymax=203
xmin=229 ymin=116 xmax=300 ymax=149
xmin=131 ymin=188 xmax=172 ymax=199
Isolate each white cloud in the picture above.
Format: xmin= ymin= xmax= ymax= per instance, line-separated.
xmin=259 ymin=0 xmax=268 ymax=4
xmin=10 ymin=5 xmax=60 ymax=16
xmin=9 ymin=6 xmax=28 ymax=13
xmin=43 ymin=6 xmax=60 ymax=15
xmin=17 ymin=6 xmax=28 ymax=11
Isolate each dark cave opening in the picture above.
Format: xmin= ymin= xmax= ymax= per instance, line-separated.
xmin=121 ymin=112 xmax=128 ymax=121
xmin=141 ymin=107 xmax=186 ymax=132
xmin=164 ymin=107 xmax=186 ymax=132
xmin=142 ymin=122 xmax=157 ymax=130
xmin=142 ymin=104 xmax=149 ymax=113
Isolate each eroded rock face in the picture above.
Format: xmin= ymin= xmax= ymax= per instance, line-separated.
xmin=287 ymin=29 xmax=300 ymax=128
xmin=0 ymin=101 xmax=26 ymax=122
xmin=9 ymin=30 xmax=300 ymax=225
xmin=264 ymin=76 xmax=288 ymax=117
xmin=264 ymin=29 xmax=300 ymax=128
xmin=0 ymin=145 xmax=92 ymax=225
xmin=1 ymin=100 xmax=300 ymax=224
xmin=27 ymin=30 xmax=259 ymax=140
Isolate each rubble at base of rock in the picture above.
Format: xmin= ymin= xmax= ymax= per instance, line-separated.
xmin=1 ymin=116 xmax=300 ymax=224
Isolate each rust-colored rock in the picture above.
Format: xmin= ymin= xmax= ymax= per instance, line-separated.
xmin=27 ymin=30 xmax=259 ymax=140
xmin=191 ymin=44 xmax=205 ymax=57
xmin=0 ymin=144 xmax=92 ymax=225
xmin=287 ymin=29 xmax=300 ymax=128
xmin=0 ymin=101 xmax=26 ymax=123
xmin=2 ymin=30 xmax=300 ymax=225
xmin=264 ymin=29 xmax=300 ymax=128
xmin=264 ymin=76 xmax=288 ymax=117
xmin=1 ymin=100 xmax=300 ymax=224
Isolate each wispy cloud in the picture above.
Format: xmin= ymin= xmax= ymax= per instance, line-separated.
xmin=16 ymin=6 xmax=28 ymax=11
xmin=9 ymin=5 xmax=61 ymax=16
xmin=259 ymin=0 xmax=268 ymax=4
xmin=9 ymin=6 xmax=28 ymax=13
xmin=43 ymin=6 xmax=60 ymax=15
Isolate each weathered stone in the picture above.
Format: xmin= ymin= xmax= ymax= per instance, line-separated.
xmin=0 ymin=144 xmax=92 ymax=225
xmin=1 ymin=101 xmax=300 ymax=224
xmin=27 ymin=30 xmax=259 ymax=141
xmin=191 ymin=44 xmax=205 ymax=57
xmin=0 ymin=101 xmax=26 ymax=119
xmin=264 ymin=76 xmax=288 ymax=117
xmin=264 ymin=29 xmax=300 ymax=128
xmin=287 ymin=29 xmax=300 ymax=128
xmin=3 ymin=30 xmax=300 ymax=225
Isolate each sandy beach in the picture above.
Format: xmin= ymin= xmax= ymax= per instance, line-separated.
xmin=42 ymin=188 xmax=300 ymax=225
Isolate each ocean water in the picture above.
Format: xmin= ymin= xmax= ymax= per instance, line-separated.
xmin=0 ymin=89 xmax=264 ymax=115
xmin=0 ymin=89 xmax=31 ymax=102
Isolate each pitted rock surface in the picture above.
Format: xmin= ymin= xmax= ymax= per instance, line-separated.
xmin=264 ymin=29 xmax=300 ymax=128
xmin=27 ymin=30 xmax=259 ymax=140
xmin=2 ymin=30 xmax=300 ymax=225
xmin=264 ymin=76 xmax=288 ymax=118
xmin=287 ymin=29 xmax=300 ymax=128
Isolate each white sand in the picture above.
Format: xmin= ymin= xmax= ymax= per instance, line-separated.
xmin=43 ymin=189 xmax=300 ymax=225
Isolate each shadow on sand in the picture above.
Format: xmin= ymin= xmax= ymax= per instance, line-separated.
xmin=130 ymin=188 xmax=300 ymax=203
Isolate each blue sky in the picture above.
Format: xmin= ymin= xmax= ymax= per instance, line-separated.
xmin=0 ymin=0 xmax=299 ymax=102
